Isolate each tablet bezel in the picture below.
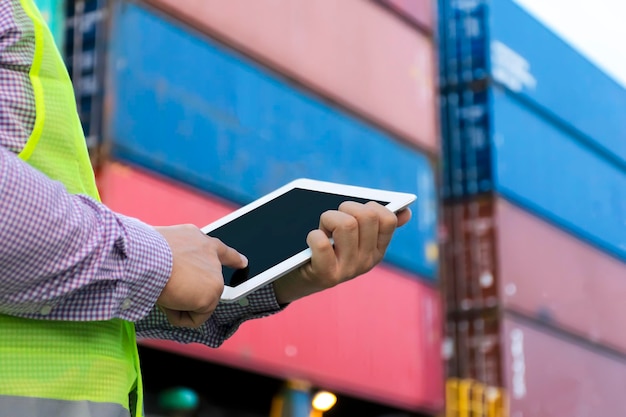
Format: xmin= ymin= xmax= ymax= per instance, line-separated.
xmin=201 ymin=178 xmax=417 ymax=303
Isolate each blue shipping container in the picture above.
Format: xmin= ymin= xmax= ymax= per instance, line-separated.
xmin=444 ymin=85 xmax=626 ymax=264
xmin=106 ymin=2 xmax=438 ymax=279
xmin=440 ymin=0 xmax=626 ymax=169
xmin=65 ymin=0 xmax=107 ymax=149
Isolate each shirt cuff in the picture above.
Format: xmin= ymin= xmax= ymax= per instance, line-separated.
xmin=211 ymin=284 xmax=283 ymax=325
xmin=136 ymin=284 xmax=285 ymax=347
xmin=211 ymin=284 xmax=286 ymax=344
xmin=115 ymin=215 xmax=172 ymax=322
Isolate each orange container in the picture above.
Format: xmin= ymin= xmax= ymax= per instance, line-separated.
xmin=142 ymin=0 xmax=439 ymax=154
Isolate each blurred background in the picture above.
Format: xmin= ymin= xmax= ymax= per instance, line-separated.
xmin=39 ymin=0 xmax=625 ymax=415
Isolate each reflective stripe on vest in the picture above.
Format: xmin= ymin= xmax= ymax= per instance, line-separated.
xmin=0 ymin=1 xmax=144 ymax=416
xmin=0 ymin=396 xmax=129 ymax=417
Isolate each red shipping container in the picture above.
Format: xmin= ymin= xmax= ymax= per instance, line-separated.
xmin=442 ymin=195 xmax=626 ymax=354
xmin=502 ymin=316 xmax=626 ymax=417
xmin=140 ymin=0 xmax=438 ymax=155
xmin=97 ymin=162 xmax=445 ymax=413
xmin=447 ymin=313 xmax=626 ymax=417
xmin=378 ymin=0 xmax=435 ymax=33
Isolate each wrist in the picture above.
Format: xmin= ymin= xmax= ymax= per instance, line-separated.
xmin=272 ymin=269 xmax=323 ymax=305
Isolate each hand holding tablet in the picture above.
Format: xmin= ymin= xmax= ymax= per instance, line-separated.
xmin=201 ymin=178 xmax=416 ymax=303
xmin=270 ymin=198 xmax=413 ymax=305
xmin=155 ymin=178 xmax=414 ymax=328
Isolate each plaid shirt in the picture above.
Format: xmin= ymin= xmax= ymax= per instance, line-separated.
xmin=0 ymin=0 xmax=281 ymax=347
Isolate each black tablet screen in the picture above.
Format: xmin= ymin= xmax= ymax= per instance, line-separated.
xmin=206 ymin=188 xmax=389 ymax=287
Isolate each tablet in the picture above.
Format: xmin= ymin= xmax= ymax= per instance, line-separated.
xmin=201 ymin=178 xmax=417 ymax=303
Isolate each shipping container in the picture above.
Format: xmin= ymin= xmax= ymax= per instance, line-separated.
xmin=502 ymin=317 xmax=626 ymax=417
xmin=105 ymin=1 xmax=439 ymax=280
xmin=446 ymin=312 xmax=626 ymax=417
xmin=65 ymin=0 xmax=108 ymax=161
xmin=34 ymin=0 xmax=65 ymax=51
xmin=445 ymin=314 xmax=502 ymax=388
xmin=140 ymin=0 xmax=438 ymax=154
xmin=377 ymin=0 xmax=435 ymax=34
xmin=439 ymin=0 xmax=626 ymax=168
xmin=97 ymin=161 xmax=445 ymax=414
xmin=96 ymin=161 xmax=236 ymax=225
xmin=441 ymin=86 xmax=626 ymax=265
xmin=442 ymin=195 xmax=626 ymax=354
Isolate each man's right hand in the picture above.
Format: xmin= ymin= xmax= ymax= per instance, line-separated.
xmin=154 ymin=225 xmax=248 ymax=328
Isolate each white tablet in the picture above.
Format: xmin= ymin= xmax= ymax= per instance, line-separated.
xmin=201 ymin=178 xmax=417 ymax=303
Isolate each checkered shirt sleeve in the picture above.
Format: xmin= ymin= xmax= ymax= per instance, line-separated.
xmin=0 ymin=0 xmax=284 ymax=345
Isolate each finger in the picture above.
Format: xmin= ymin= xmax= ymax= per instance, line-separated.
xmin=305 ymin=229 xmax=338 ymax=286
xmin=364 ymin=203 xmax=399 ymax=253
xmin=212 ymin=238 xmax=248 ymax=269
xmin=338 ymin=201 xmax=379 ymax=254
xmin=396 ymin=208 xmax=412 ymax=227
xmin=319 ymin=210 xmax=359 ymax=264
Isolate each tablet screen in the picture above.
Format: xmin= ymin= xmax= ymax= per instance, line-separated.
xmin=206 ymin=188 xmax=388 ymax=287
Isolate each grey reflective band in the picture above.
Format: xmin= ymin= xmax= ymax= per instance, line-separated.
xmin=0 ymin=396 xmax=130 ymax=417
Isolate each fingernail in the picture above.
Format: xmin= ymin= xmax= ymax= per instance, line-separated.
xmin=240 ymin=254 xmax=248 ymax=266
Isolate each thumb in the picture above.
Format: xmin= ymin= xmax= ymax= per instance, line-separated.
xmin=396 ymin=208 xmax=412 ymax=227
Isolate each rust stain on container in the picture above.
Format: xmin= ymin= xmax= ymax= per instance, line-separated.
xmin=442 ymin=196 xmax=500 ymax=313
xmin=445 ymin=313 xmax=504 ymax=388
xmin=142 ymin=0 xmax=438 ymax=154
xmin=442 ymin=195 xmax=626 ymax=354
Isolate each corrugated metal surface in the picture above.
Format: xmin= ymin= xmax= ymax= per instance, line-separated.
xmin=497 ymin=199 xmax=626 ymax=354
xmin=442 ymin=86 xmax=626 ymax=265
xmin=106 ymin=1 xmax=439 ymax=280
xmin=441 ymin=196 xmax=499 ymax=314
xmin=145 ymin=270 xmax=444 ymax=414
xmin=445 ymin=314 xmax=502 ymax=387
xmin=440 ymin=2 xmax=626 ymax=413
xmin=65 ymin=0 xmax=107 ymax=159
xmin=502 ymin=316 xmax=626 ymax=417
xmin=97 ymin=161 xmax=445 ymax=413
xmin=34 ymin=0 xmax=65 ymax=51
xmin=442 ymin=195 xmax=626 ymax=354
xmin=96 ymin=162 xmax=236 ymax=225
xmin=447 ymin=313 xmax=626 ymax=416
xmin=440 ymin=0 xmax=626 ymax=168
xmin=377 ymin=0 xmax=435 ymax=33
xmin=140 ymin=0 xmax=438 ymax=154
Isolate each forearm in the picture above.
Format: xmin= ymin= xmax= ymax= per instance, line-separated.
xmin=0 ymin=146 xmax=172 ymax=321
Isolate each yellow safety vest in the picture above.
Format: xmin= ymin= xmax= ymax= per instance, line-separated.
xmin=0 ymin=1 xmax=143 ymax=416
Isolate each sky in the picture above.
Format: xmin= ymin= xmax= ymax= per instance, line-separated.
xmin=514 ymin=0 xmax=626 ymax=88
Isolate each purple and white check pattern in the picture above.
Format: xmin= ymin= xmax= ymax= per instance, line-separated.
xmin=0 ymin=0 xmax=36 ymax=154
xmin=0 ymin=0 xmax=282 ymax=347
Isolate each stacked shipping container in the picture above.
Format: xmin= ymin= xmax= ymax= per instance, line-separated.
xmin=64 ymin=0 xmax=108 ymax=162
xmin=82 ymin=0 xmax=445 ymax=414
xmin=439 ymin=0 xmax=626 ymax=415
